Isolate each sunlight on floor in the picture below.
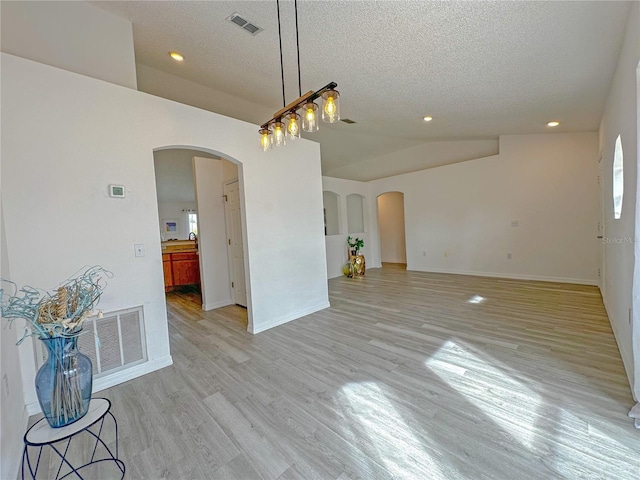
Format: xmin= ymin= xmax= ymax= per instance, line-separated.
xmin=341 ymin=382 xmax=446 ymax=479
xmin=553 ymin=409 xmax=639 ymax=473
xmin=467 ymin=295 xmax=485 ymax=304
xmin=425 ymin=340 xmax=541 ymax=449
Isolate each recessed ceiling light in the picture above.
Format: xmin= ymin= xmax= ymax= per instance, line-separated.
xmin=423 ymin=116 xmax=433 ymax=122
xmin=169 ymin=51 xmax=184 ymax=62
xmin=547 ymin=121 xmax=560 ymax=127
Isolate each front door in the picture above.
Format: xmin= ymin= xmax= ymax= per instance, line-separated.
xmin=223 ymin=180 xmax=247 ymax=307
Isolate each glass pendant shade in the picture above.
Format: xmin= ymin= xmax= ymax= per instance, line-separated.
xmin=271 ymin=121 xmax=286 ymax=147
xmin=302 ymin=101 xmax=319 ymax=132
xmin=259 ymin=128 xmax=272 ymax=151
xmin=286 ymin=112 xmax=301 ymax=140
xmin=322 ymin=89 xmax=340 ymax=123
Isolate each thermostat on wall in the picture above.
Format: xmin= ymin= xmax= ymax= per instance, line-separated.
xmin=109 ymin=184 xmax=126 ymax=198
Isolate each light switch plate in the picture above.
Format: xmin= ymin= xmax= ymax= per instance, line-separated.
xmin=134 ymin=244 xmax=145 ymax=257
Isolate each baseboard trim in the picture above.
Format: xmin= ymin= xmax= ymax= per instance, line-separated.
xmin=202 ymin=299 xmax=233 ymax=311
xmin=250 ymin=301 xmax=331 ymax=334
xmin=601 ymin=294 xmax=634 ymax=394
xmin=26 ymin=355 xmax=174 ymax=415
xmin=407 ymin=266 xmax=598 ymax=286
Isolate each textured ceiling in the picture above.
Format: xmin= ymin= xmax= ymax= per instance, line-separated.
xmin=93 ymin=1 xmax=631 ymax=179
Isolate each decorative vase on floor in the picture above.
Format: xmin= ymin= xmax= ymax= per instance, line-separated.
xmin=343 ymin=262 xmax=355 ymax=278
xmin=36 ymin=334 xmax=93 ymax=428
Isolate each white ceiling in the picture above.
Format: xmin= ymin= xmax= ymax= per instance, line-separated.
xmin=94 ymin=1 xmax=631 ymax=179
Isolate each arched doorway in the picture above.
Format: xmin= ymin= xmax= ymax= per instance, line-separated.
xmin=377 ymin=192 xmax=407 ymax=266
xmin=153 ymin=145 xmax=251 ymax=329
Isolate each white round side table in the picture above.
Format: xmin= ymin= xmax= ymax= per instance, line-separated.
xmin=22 ymin=398 xmax=125 ymax=479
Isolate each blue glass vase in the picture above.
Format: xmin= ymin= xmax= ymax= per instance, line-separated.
xmin=35 ymin=335 xmax=93 ymax=428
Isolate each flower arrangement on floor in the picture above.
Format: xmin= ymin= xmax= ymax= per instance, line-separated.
xmin=344 ymin=237 xmax=366 ymax=277
xmin=347 ymin=236 xmax=364 ymax=256
xmin=1 ymin=266 xmax=111 ymax=427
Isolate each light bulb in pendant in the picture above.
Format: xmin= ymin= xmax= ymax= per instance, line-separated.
xmin=322 ymin=89 xmax=340 ymax=123
xmin=302 ymin=101 xmax=319 ymax=132
xmin=286 ymin=112 xmax=301 ymax=140
xmin=258 ymin=128 xmax=272 ymax=151
xmin=272 ymin=121 xmax=286 ymax=147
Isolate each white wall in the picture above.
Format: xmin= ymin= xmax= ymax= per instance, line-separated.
xmin=1 ymin=207 xmax=28 ymax=480
xmin=2 ymin=53 xmax=329 ymax=413
xmin=193 ymin=157 xmax=232 ymax=311
xmin=636 ymin=50 xmax=640 ymax=405
xmin=370 ymin=133 xmax=600 ymax=285
xmin=322 ymin=177 xmax=376 ymax=279
xmin=325 ymin=139 xmax=499 ymax=181
xmin=154 ymin=150 xmax=197 ymax=203
xmin=378 ymin=192 xmax=407 ymax=263
xmin=347 ymin=194 xmax=366 ymax=234
xmin=154 ymin=149 xmax=220 ymax=240
xmin=157 ymin=202 xmax=196 ymax=240
xmin=0 ymin=1 xmax=136 ymax=89
xmin=598 ymin=2 xmax=639 ymax=399
xmin=137 ymin=64 xmax=272 ymax=125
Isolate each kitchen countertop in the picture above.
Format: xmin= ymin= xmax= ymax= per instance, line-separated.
xmin=161 ymin=240 xmax=198 ymax=253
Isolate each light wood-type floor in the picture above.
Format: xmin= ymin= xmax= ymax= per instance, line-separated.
xmin=31 ymin=266 xmax=640 ymax=479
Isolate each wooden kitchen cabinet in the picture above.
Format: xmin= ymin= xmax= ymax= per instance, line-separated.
xmin=170 ymin=252 xmax=200 ymax=287
xmin=162 ymin=251 xmax=200 ymax=291
xmin=162 ymin=254 xmax=173 ymax=291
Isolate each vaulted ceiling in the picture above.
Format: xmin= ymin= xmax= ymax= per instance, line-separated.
xmin=93 ymin=1 xmax=631 ymax=179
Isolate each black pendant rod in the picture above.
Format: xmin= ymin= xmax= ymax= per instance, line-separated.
xmin=294 ymin=0 xmax=302 ymax=97
xmin=276 ymin=0 xmax=286 ymax=108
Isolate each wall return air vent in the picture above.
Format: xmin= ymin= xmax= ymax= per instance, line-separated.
xmin=226 ymin=12 xmax=263 ymax=35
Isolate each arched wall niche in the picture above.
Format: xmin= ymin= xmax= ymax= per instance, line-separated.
xmin=322 ymin=191 xmax=341 ymax=236
xmin=346 ymin=193 xmax=366 ymax=234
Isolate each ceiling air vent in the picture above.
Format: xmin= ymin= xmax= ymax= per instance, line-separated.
xmin=341 ymin=119 xmax=357 ymax=124
xmin=226 ymin=12 xmax=263 ymax=36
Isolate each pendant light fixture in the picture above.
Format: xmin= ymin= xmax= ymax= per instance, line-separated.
xmin=286 ymin=112 xmax=301 ymax=139
xmin=322 ymin=90 xmax=340 ymax=123
xmin=259 ymin=127 xmax=272 ymax=151
xmin=271 ymin=120 xmax=286 ymax=147
xmin=258 ymin=0 xmax=340 ymax=150
xmin=302 ymin=101 xmax=319 ymax=132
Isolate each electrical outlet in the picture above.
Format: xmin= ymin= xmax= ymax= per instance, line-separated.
xmin=507 ymin=253 xmax=512 ymax=260
xmin=134 ymin=244 xmax=145 ymax=257
xmin=511 ymin=220 xmax=519 ymax=227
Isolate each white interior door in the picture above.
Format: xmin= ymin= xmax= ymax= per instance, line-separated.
xmin=224 ymin=180 xmax=247 ymax=307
